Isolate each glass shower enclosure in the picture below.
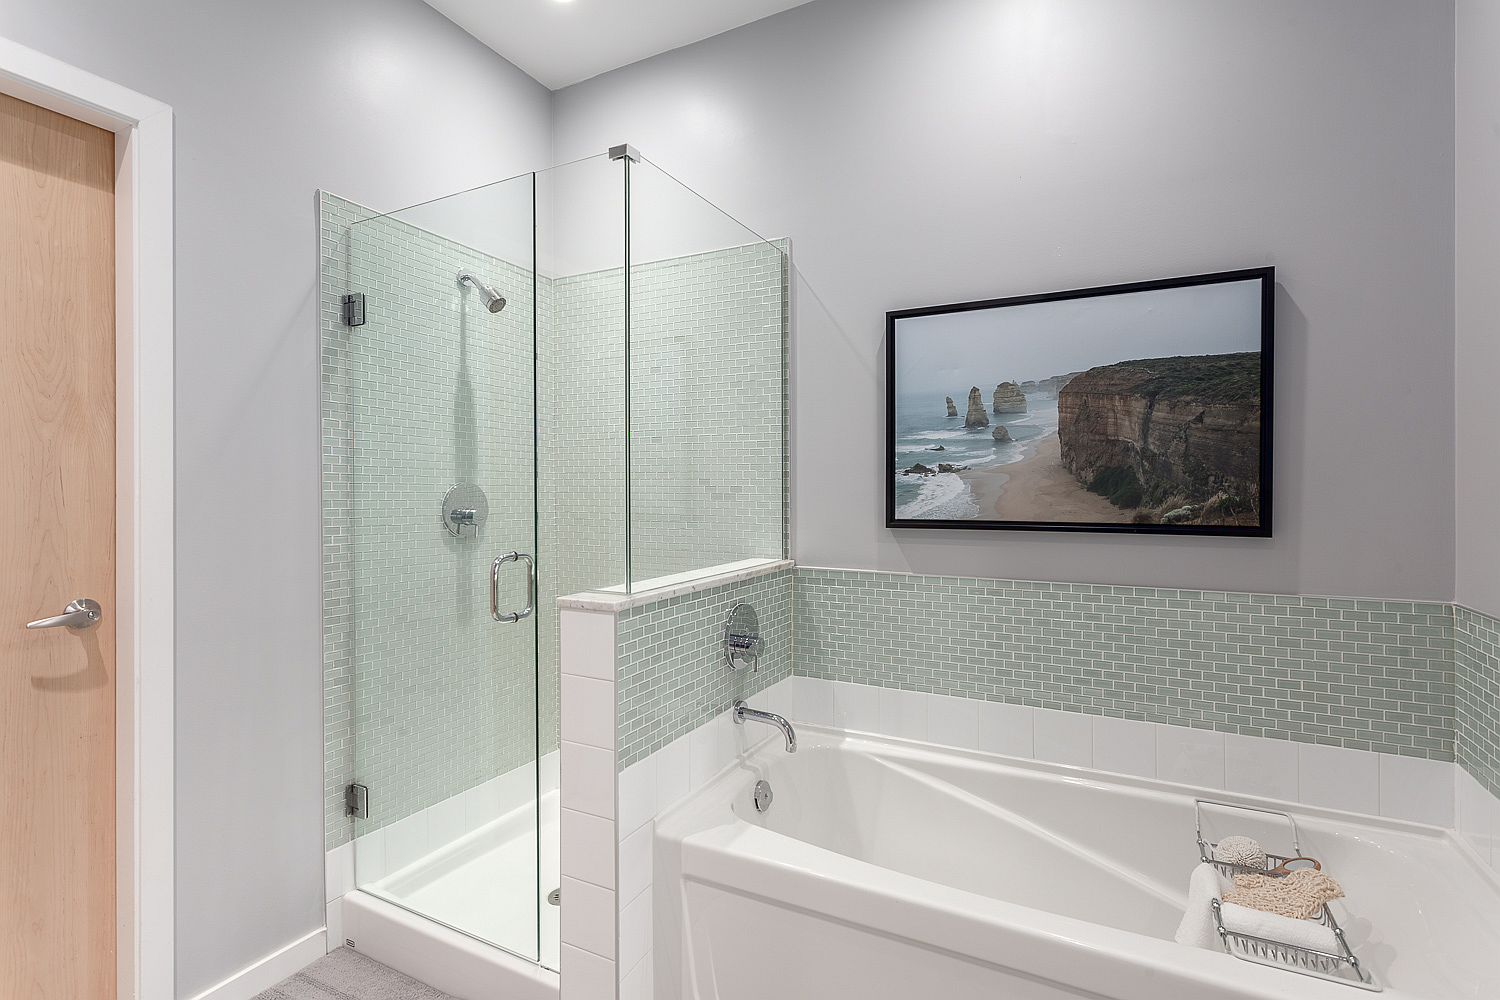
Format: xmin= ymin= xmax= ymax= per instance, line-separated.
xmin=336 ymin=149 xmax=786 ymax=970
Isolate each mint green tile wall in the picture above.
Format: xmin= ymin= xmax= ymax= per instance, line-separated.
xmin=539 ymin=266 xmax=625 ymax=618
xmin=537 ymin=263 xmax=621 ymax=764
xmin=795 ymin=568 xmax=1454 ymax=760
xmin=325 ymin=192 xmax=790 ymax=844
xmin=1456 ymin=606 xmax=1500 ymax=795
xmin=628 ymin=241 xmax=788 ymax=583
xmin=535 ymin=241 xmax=788 ymax=752
xmin=322 ymin=193 xmax=543 ymax=846
xmin=547 ymin=241 xmax=789 ymax=587
xmin=617 ymin=568 xmax=793 ymax=769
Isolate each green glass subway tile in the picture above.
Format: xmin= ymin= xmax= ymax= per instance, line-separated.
xmin=794 ymin=568 xmax=1458 ymax=764
xmin=616 ymin=568 xmax=793 ymax=769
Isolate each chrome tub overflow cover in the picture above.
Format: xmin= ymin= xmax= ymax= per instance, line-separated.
xmin=753 ymin=779 xmax=774 ymax=813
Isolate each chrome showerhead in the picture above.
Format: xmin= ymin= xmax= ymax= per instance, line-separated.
xmin=457 ymin=270 xmax=506 ymax=313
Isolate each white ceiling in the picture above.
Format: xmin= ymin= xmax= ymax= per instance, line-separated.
xmin=423 ymin=0 xmax=818 ymax=90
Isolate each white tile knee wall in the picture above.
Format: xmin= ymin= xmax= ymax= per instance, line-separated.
xmin=559 ymin=607 xmax=619 ymax=997
xmin=790 ymin=677 xmax=1459 ymax=829
xmin=1457 ymin=767 xmax=1500 ymax=870
xmin=614 ymin=675 xmax=797 ymax=999
xmin=560 ymin=595 xmax=793 ymax=1000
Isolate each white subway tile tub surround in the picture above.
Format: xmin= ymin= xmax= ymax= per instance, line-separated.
xmin=561 ymin=808 xmax=615 ymax=891
xmin=788 ymin=678 xmax=1458 ymax=827
xmin=1456 ymin=767 xmax=1500 ymax=868
xmin=613 ymin=676 xmax=796 ymax=998
xmin=977 ymin=701 xmax=1034 ymax=757
xmin=1298 ymin=743 xmax=1379 ymax=816
xmin=1033 ymin=709 xmax=1092 ymax=768
xmin=558 ymin=607 xmax=619 ymax=990
xmin=1223 ymin=733 xmax=1300 ymax=802
xmin=1155 ymin=726 xmax=1225 ymax=789
xmin=558 ymin=564 xmax=795 ymax=1000
xmin=1091 ymin=716 xmax=1155 ymax=779
xmin=1379 ymin=754 xmax=1456 ymax=826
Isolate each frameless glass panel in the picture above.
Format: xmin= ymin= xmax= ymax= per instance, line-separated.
xmin=338 ymin=148 xmax=752 ymax=973
xmin=532 ymin=151 xmax=627 ymax=970
xmin=625 ymin=158 xmax=788 ymax=588
xmin=345 ymin=170 xmax=542 ymax=964
xmin=536 ymin=152 xmax=629 ymax=604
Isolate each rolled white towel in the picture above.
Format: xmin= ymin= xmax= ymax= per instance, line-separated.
xmin=1173 ymin=863 xmax=1225 ymax=950
xmin=1219 ymin=901 xmax=1342 ymax=955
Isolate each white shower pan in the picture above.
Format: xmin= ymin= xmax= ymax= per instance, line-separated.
xmin=656 ymin=728 xmax=1500 ymax=1000
xmin=342 ymin=789 xmax=559 ymax=1000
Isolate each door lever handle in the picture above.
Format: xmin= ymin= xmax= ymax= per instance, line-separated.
xmin=25 ymin=598 xmax=103 ymax=631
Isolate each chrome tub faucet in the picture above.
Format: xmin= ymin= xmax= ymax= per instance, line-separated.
xmin=733 ymin=699 xmax=797 ymax=753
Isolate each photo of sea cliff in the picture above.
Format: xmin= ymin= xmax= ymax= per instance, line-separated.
xmin=891 ymin=275 xmax=1266 ymax=530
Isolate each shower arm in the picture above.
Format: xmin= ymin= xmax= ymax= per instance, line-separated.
xmin=457 ymin=270 xmax=506 ymax=312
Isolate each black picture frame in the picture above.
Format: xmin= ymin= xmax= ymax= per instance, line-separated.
xmin=885 ymin=267 xmax=1274 ymax=537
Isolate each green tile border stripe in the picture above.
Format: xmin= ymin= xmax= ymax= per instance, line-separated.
xmin=794 ymin=567 xmax=1455 ymax=761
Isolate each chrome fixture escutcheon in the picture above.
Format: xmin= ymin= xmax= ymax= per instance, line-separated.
xmin=753 ymin=779 xmax=774 ymax=813
xmin=25 ymin=597 xmax=103 ymax=631
xmin=441 ymin=482 xmax=489 ymax=538
xmin=723 ymin=602 xmax=762 ymax=672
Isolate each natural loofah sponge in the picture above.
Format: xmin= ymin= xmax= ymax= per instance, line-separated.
xmin=1222 ymin=869 xmax=1345 ymax=920
xmin=1212 ymin=835 xmax=1267 ymax=869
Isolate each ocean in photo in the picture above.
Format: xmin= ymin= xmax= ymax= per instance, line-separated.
xmin=893 ymin=391 xmax=1059 ymax=519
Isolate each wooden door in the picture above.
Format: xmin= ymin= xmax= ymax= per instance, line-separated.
xmin=0 ymin=91 xmax=117 ymax=1000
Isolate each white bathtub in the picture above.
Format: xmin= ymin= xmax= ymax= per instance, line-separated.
xmin=655 ymin=728 xmax=1500 ymax=1000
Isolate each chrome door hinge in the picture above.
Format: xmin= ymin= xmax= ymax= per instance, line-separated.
xmin=345 ymin=782 xmax=369 ymax=819
xmin=341 ymin=292 xmax=366 ymax=327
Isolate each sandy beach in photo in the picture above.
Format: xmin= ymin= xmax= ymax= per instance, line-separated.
xmin=957 ymin=435 xmax=1133 ymax=524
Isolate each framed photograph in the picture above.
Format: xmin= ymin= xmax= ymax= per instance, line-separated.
xmin=886 ymin=267 xmax=1273 ymax=536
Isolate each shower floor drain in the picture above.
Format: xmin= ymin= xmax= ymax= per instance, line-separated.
xmin=547 ymin=888 xmax=560 ymax=906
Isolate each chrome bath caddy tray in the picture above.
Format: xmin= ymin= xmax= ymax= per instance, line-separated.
xmin=1195 ymin=799 xmax=1379 ymax=991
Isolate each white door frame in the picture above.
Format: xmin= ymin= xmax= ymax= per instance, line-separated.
xmin=0 ymin=36 xmax=175 ymax=1000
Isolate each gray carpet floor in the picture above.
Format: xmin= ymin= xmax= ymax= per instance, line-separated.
xmin=254 ymin=948 xmax=460 ymax=1000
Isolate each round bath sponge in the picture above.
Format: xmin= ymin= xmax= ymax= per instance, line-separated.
xmin=1213 ymin=835 xmax=1267 ymax=869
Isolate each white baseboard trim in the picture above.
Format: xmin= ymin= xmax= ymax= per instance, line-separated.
xmin=187 ymin=928 xmax=327 ymax=1000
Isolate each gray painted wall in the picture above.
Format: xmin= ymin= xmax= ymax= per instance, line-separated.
xmin=1455 ymin=0 xmax=1500 ymax=619
xmin=0 ymin=3 xmax=552 ymax=995
xmin=553 ymin=0 xmax=1458 ymax=602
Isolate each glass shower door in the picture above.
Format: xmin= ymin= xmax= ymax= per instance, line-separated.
xmin=344 ymin=171 xmax=545 ymax=965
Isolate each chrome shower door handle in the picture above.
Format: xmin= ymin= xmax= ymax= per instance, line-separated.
xmin=491 ymin=551 xmax=535 ymax=623
xmin=25 ymin=597 xmax=103 ymax=631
